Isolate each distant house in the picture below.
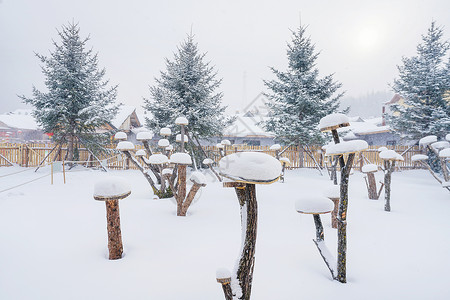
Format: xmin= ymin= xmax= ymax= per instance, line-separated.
xmin=98 ymin=106 xmax=144 ymax=142
xmin=342 ymin=116 xmax=401 ymax=145
xmin=0 ymin=109 xmax=46 ymax=142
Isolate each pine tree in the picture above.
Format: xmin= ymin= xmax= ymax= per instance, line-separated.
xmin=262 ymin=25 xmax=344 ymax=146
xmin=21 ymin=22 xmax=119 ymax=161
xmin=388 ymin=22 xmax=450 ymax=140
xmin=144 ymin=34 xmax=233 ymax=145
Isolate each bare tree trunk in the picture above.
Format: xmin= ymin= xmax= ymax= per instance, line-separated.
xmin=233 ymin=184 xmax=257 ymax=300
xmin=179 ymin=183 xmax=205 ymax=216
xmin=336 ymin=153 xmax=355 ymax=283
xmin=220 ymin=283 xmax=233 ymax=300
xmin=313 ymin=214 xmax=324 ymax=242
xmin=67 ymin=134 xmax=74 ymax=163
xmin=105 ymin=200 xmax=123 ymax=260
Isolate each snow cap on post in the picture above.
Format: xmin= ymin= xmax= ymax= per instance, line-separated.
xmin=270 ymin=144 xmax=282 ymax=151
xmin=324 ymin=185 xmax=340 ymax=199
xmin=295 ymin=195 xmax=334 ymax=214
xmin=419 ymin=135 xmax=438 ymax=147
xmin=175 ymin=116 xmax=189 ymax=125
xmin=160 ymin=127 xmax=172 ymax=137
xmin=362 ymin=163 xmax=378 ymax=173
xmin=170 ymin=152 xmax=192 ymax=165
xmin=379 ymin=150 xmax=404 ymax=161
xmin=219 ymin=152 xmax=281 ymax=184
xmin=176 ymin=134 xmax=189 ymax=143
xmin=166 ymin=144 xmax=174 ymax=151
xmin=158 ymin=138 xmax=170 ymax=148
xmin=431 ymin=141 xmax=450 ymax=150
xmin=216 ymin=268 xmax=232 ymax=284
xmin=190 ymin=171 xmax=207 ymax=185
xmin=318 ymin=113 xmax=350 ymax=132
xmin=135 ymin=149 xmax=146 ymax=157
xmin=202 ymin=158 xmax=214 ymax=165
xmin=280 ymin=157 xmax=291 ymax=166
xmin=439 ymin=148 xmax=450 ymax=158
xmin=446 ymin=134 xmax=450 ymax=142
xmin=325 ymin=140 xmax=368 ymax=156
xmin=147 ymin=153 xmax=169 ymax=165
xmin=221 ymin=139 xmax=231 ymax=146
xmin=216 ymin=143 xmax=224 ymax=149
xmin=93 ymin=176 xmax=131 ymax=201
xmin=114 ymin=132 xmax=127 ymax=141
xmin=116 ymin=141 xmax=135 ymax=151
xmin=136 ymin=131 xmax=154 ymax=141
xmin=377 ymin=146 xmax=388 ymax=152
xmin=411 ymin=154 xmax=429 ymax=161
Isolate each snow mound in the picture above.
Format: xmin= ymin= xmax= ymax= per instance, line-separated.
xmin=114 ymin=132 xmax=127 ymax=140
xmin=295 ymin=195 xmax=334 ymax=214
xmin=176 ymin=134 xmax=188 ymax=143
xmin=419 ymin=135 xmax=437 ymax=146
xmin=362 ymin=164 xmax=378 ymax=173
xmin=175 ymin=116 xmax=189 ymax=125
xmin=190 ymin=171 xmax=207 ymax=185
xmin=160 ymin=127 xmax=171 ymax=136
xmin=318 ymin=113 xmax=350 ymax=131
xmin=136 ymin=131 xmax=154 ymax=141
xmin=270 ymin=144 xmax=282 ymax=151
xmin=439 ymin=148 xmax=450 ymax=158
xmin=116 ymin=141 xmax=135 ymax=151
xmin=158 ymin=139 xmax=170 ymax=147
xmin=323 ymin=185 xmax=340 ymax=199
xmin=94 ymin=176 xmax=131 ymax=198
xmin=203 ymin=158 xmax=214 ymax=165
xmin=219 ymin=152 xmax=281 ymax=183
xmin=216 ymin=268 xmax=231 ymax=279
xmin=379 ymin=150 xmax=404 ymax=161
xmin=411 ymin=154 xmax=429 ymax=161
xmin=170 ymin=152 xmax=192 ymax=165
xmin=431 ymin=141 xmax=450 ymax=150
xmin=325 ymin=140 xmax=368 ymax=156
xmin=135 ymin=149 xmax=146 ymax=156
xmin=148 ymin=153 xmax=169 ymax=165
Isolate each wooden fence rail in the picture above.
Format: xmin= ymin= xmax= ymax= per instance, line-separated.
xmin=0 ymin=143 xmax=425 ymax=171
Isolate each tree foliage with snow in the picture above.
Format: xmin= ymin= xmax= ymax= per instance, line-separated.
xmin=144 ymin=34 xmax=233 ymax=142
xmin=21 ymin=22 xmax=119 ymax=160
xmin=387 ymin=22 xmax=450 ymax=140
xmin=262 ymin=25 xmax=345 ymax=145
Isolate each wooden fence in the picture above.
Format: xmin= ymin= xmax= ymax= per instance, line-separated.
xmin=0 ymin=142 xmax=425 ymax=171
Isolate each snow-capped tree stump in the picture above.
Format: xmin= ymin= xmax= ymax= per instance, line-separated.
xmin=270 ymin=144 xmax=282 ymax=159
xmin=279 ymin=157 xmax=291 ymax=183
xmin=175 ymin=116 xmax=189 ymax=152
xmin=202 ymin=158 xmax=222 ymax=182
xmin=93 ymin=177 xmax=131 ymax=260
xmin=379 ymin=150 xmax=404 ymax=212
xmin=219 ymin=152 xmax=281 ymax=300
xmin=296 ymin=195 xmax=336 ymax=278
xmin=216 ymin=268 xmax=233 ymax=300
xmin=324 ymin=185 xmax=340 ymax=229
xmin=362 ymin=164 xmax=382 ymax=200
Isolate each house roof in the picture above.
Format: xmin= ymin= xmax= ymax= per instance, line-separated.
xmin=341 ymin=116 xmax=391 ymax=138
xmin=111 ymin=105 xmax=140 ymax=129
xmin=384 ymin=94 xmax=402 ymax=105
xmin=0 ymin=109 xmax=39 ymax=130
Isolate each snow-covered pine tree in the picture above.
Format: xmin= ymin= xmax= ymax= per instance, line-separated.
xmin=144 ymin=34 xmax=233 ymax=150
xmin=21 ymin=22 xmax=119 ymax=161
xmin=263 ymin=25 xmax=344 ymax=146
xmin=387 ymin=22 xmax=450 ymax=140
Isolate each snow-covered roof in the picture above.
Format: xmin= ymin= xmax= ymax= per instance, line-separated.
xmin=111 ymin=105 xmax=138 ymax=129
xmin=219 ymin=152 xmax=281 ymax=183
xmin=0 ymin=109 xmax=39 ymax=130
xmin=223 ymin=114 xmax=274 ymax=138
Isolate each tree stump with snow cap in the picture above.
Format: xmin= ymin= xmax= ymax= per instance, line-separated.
xmin=93 ymin=176 xmax=131 ymax=260
xmin=219 ymin=152 xmax=281 ymax=300
xmin=379 ymin=150 xmax=404 ymax=212
xmin=362 ymin=164 xmax=383 ymax=200
xmin=324 ymin=185 xmax=340 ymax=229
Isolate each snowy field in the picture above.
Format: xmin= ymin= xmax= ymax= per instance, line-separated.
xmin=0 ymin=165 xmax=449 ymax=299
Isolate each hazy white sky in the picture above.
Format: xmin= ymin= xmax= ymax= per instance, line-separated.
xmin=1 ymin=0 xmax=449 ymax=114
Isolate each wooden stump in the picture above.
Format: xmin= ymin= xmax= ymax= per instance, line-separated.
xmin=366 ymin=173 xmax=378 ymax=200
xmin=384 ymin=161 xmax=394 ymax=212
xmin=329 ymin=197 xmax=339 ymax=229
xmin=105 ymin=199 xmax=123 ymax=260
xmin=217 ymin=278 xmax=233 ymax=300
xmin=176 ymin=165 xmax=187 ymax=216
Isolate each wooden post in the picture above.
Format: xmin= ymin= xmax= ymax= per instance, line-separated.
xmin=329 ymin=197 xmax=339 ymax=229
xmin=384 ymin=161 xmax=394 ymax=212
xmin=366 ymin=172 xmax=378 ymax=199
xmin=313 ymin=214 xmax=324 ymax=242
xmin=105 ymin=199 xmax=123 ymax=260
xmin=216 ymin=277 xmax=233 ymax=300
xmin=177 ymin=165 xmax=187 ymax=216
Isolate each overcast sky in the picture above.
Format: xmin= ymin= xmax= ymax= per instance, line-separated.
xmin=1 ymin=0 xmax=449 ymax=115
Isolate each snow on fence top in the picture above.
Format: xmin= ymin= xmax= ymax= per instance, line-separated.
xmin=362 ymin=164 xmax=378 ymax=173
xmin=379 ymin=150 xmax=404 ymax=161
xmin=190 ymin=171 xmax=207 ymax=185
xmin=411 ymin=154 xmax=429 ymax=161
xmin=439 ymin=148 xmax=450 ymax=158
xmin=94 ymin=176 xmax=131 ymax=199
xmin=148 ymin=153 xmax=169 ymax=165
xmin=324 ymin=185 xmax=340 ymax=199
xmin=270 ymin=144 xmax=282 ymax=151
xmin=295 ymin=195 xmax=334 ymax=214
xmin=318 ymin=113 xmax=350 ymax=132
xmin=160 ymin=127 xmax=171 ymax=136
xmin=431 ymin=141 xmax=450 ymax=150
xmin=419 ymin=135 xmax=437 ymax=146
xmin=114 ymin=132 xmax=127 ymax=140
xmin=158 ymin=139 xmax=170 ymax=147
xmin=136 ymin=131 xmax=154 ymax=141
xmin=176 ymin=134 xmax=189 ymax=143
xmin=170 ymin=152 xmax=192 ymax=165
xmin=175 ymin=116 xmax=189 ymax=125
xmin=116 ymin=141 xmax=135 ymax=151
xmin=135 ymin=149 xmax=146 ymax=157
xmin=219 ymin=152 xmax=281 ymax=183
xmin=325 ymin=140 xmax=368 ymax=156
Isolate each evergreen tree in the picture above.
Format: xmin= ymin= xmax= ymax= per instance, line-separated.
xmin=387 ymin=22 xmax=450 ymax=140
xmin=144 ymin=34 xmax=233 ymax=144
xmin=262 ymin=25 xmax=344 ymax=145
xmin=21 ymin=22 xmax=119 ymax=161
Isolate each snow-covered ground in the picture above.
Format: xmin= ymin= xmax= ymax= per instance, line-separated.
xmin=0 ymin=165 xmax=449 ymax=299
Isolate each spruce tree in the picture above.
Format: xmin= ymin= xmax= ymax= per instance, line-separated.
xmin=144 ymin=34 xmax=233 ymax=146
xmin=263 ymin=25 xmax=344 ymax=145
xmin=388 ymin=22 xmax=450 ymax=140
xmin=21 ymin=22 xmax=119 ymax=161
